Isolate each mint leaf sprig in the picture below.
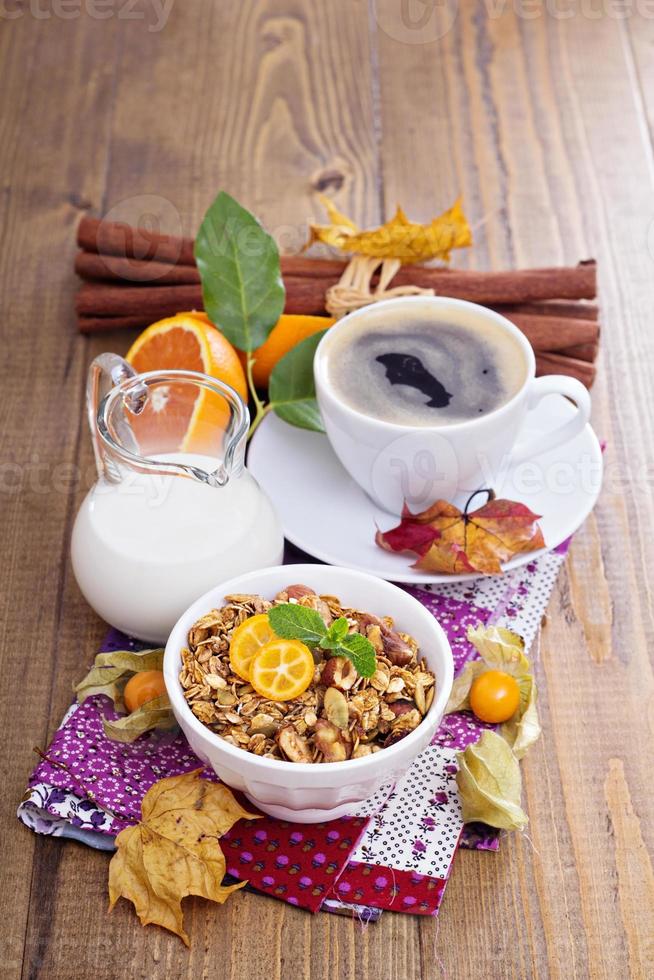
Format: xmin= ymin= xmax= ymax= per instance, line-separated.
xmin=267 ymin=604 xmax=377 ymax=679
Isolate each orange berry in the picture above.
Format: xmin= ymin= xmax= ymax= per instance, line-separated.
xmin=469 ymin=670 xmax=520 ymax=724
xmin=124 ymin=670 xmax=167 ymax=713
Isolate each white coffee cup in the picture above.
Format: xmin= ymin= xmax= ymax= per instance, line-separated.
xmin=314 ymin=296 xmax=592 ymax=515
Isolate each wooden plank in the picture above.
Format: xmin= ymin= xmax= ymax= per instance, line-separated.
xmin=2 ymin=3 xmax=654 ymax=979
xmin=9 ymin=2 xmax=388 ymax=979
xmin=0 ymin=12 xmax=124 ymax=979
xmin=373 ymin=4 xmax=654 ymax=978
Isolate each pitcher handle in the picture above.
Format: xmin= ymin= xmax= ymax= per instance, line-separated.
xmin=87 ymin=354 xmax=145 ymax=482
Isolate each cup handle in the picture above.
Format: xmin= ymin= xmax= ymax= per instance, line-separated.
xmin=511 ymin=375 xmax=591 ymax=463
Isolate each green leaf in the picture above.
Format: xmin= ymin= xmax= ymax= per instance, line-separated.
xmin=337 ymin=633 xmax=377 ymax=679
xmin=102 ymin=694 xmax=176 ymax=744
xmin=268 ymin=603 xmax=327 ymax=645
xmin=326 ymin=617 xmax=349 ymax=644
xmin=194 ymin=191 xmax=285 ymax=353
xmin=269 ymin=330 xmax=327 ymax=432
xmin=455 ymin=731 xmax=528 ymax=831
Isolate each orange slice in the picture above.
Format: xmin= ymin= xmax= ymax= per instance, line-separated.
xmin=250 ymin=639 xmax=315 ymax=702
xmin=125 ymin=313 xmax=248 ymax=454
xmin=229 ymin=614 xmax=278 ymax=681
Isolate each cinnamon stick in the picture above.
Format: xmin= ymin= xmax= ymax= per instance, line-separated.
xmin=75 ymin=291 xmax=596 ymax=360
xmin=78 ymin=314 xmax=157 ymax=334
xmin=494 ymin=301 xmax=599 ymax=322
xmin=280 ymin=268 xmax=597 ymax=312
xmin=77 ymin=216 xmax=196 ymax=266
xmin=500 ymin=314 xmax=599 ymax=353
xmin=75 ymin=281 xmax=599 ymax=348
xmin=75 ymin=250 xmax=201 ymax=285
xmin=555 ymin=342 xmax=599 ymax=362
xmin=76 ymin=282 xmax=203 ymax=318
xmin=78 ymin=313 xmax=599 ymax=373
xmin=77 ymin=215 xmax=596 ymax=303
xmin=76 ymin=216 xmax=345 ymax=277
xmin=535 ymin=351 xmax=596 ymax=388
xmin=383 ymin=264 xmax=597 ymax=303
xmin=75 ymin=251 xmax=599 ymax=332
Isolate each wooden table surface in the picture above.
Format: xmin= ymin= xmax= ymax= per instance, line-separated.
xmin=2 ymin=2 xmax=654 ymax=978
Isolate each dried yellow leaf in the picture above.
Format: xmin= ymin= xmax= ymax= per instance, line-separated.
xmin=501 ymin=675 xmax=541 ymax=760
xmin=109 ymin=770 xmax=260 ymax=945
xmin=456 ymin=731 xmax=528 ymax=831
xmin=444 ymin=660 xmax=485 ymax=714
xmin=102 ymin=694 xmax=176 ymax=744
xmin=466 ymin=625 xmax=530 ymax=676
xmin=308 ymin=195 xmax=472 ymax=264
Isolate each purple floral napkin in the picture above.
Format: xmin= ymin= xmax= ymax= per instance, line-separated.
xmin=19 ymin=542 xmax=569 ymax=918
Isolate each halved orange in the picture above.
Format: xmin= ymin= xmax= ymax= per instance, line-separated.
xmin=242 ymin=314 xmax=335 ymax=388
xmin=125 ymin=313 xmax=248 ymax=454
xmin=249 ymin=639 xmax=315 ymax=702
xmin=229 ymin=613 xmax=278 ymax=681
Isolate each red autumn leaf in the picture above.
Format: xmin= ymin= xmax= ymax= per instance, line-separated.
xmin=375 ymin=519 xmax=440 ymax=557
xmin=376 ymin=493 xmax=545 ymax=575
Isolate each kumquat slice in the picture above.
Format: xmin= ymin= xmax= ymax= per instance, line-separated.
xmin=249 ymin=639 xmax=315 ymax=702
xmin=229 ymin=613 xmax=278 ymax=681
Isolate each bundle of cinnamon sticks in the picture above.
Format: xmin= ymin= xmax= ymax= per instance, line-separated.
xmin=74 ymin=216 xmax=600 ymax=388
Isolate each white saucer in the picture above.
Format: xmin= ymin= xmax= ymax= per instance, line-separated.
xmin=248 ymin=394 xmax=603 ymax=583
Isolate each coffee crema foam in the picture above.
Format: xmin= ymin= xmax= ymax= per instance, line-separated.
xmin=324 ymin=312 xmax=527 ymax=427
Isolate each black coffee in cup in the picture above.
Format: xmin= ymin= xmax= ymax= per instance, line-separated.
xmin=324 ymin=309 xmax=527 ymax=426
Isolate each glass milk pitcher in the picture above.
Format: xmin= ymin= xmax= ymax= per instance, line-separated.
xmin=72 ymin=354 xmax=284 ymax=644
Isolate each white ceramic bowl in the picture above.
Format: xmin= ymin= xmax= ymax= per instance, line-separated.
xmin=164 ymin=564 xmax=453 ymax=822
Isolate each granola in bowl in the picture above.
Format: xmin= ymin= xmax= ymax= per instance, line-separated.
xmin=179 ymin=583 xmax=437 ymax=763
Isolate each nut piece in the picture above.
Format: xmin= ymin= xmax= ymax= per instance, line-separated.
xmin=297 ymin=592 xmax=333 ymax=626
xmin=381 ymin=630 xmax=415 ymax=667
xmin=248 ymin=733 xmax=268 ymax=755
xmin=384 ymin=708 xmax=422 ymax=746
xmin=352 ymin=743 xmax=373 ymax=758
xmin=314 ymin=719 xmax=352 ymax=762
xmin=366 ymin=624 xmax=384 ymax=654
xmin=320 ymin=656 xmax=357 ymax=690
xmin=215 ymin=690 xmax=238 ymax=707
xmin=249 ymin=712 xmax=279 ymax=737
xmin=370 ymin=664 xmax=390 ymax=692
xmin=388 ymin=698 xmax=416 ymax=717
xmin=204 ymin=673 xmax=227 ymax=690
xmin=323 ymin=687 xmax=349 ymax=730
xmin=303 ymin=709 xmax=318 ymax=728
xmin=386 ymin=676 xmax=406 ymax=695
xmin=281 ymin=584 xmax=317 ymax=601
xmin=359 ymin=612 xmax=416 ymax=667
xmin=277 ymin=724 xmax=313 ymax=763
xmin=414 ymin=676 xmax=427 ymax=715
